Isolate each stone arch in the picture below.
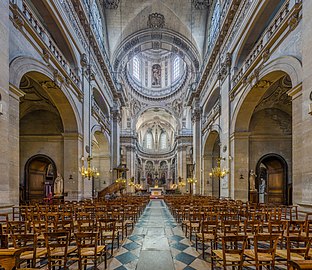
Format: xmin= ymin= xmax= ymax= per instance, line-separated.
xmin=255 ymin=153 xmax=289 ymax=205
xmin=203 ymin=131 xmax=221 ymax=197
xmin=232 ymin=56 xmax=301 ymax=134
xmin=232 ymin=64 xmax=295 ymax=201
xmin=24 ymin=154 xmax=57 ymax=203
xmin=92 ymin=127 xmax=111 ymax=193
xmin=10 ymin=56 xmax=81 ymax=134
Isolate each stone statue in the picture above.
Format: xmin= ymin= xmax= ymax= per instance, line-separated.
xmin=54 ymin=173 xmax=63 ymax=196
xmin=249 ymin=170 xmax=256 ymax=191
xmin=152 ymin=64 xmax=161 ymax=86
xmin=259 ymin=178 xmax=266 ymax=203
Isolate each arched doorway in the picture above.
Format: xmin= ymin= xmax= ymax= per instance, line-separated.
xmin=92 ymin=131 xmax=111 ymax=194
xmin=256 ymin=154 xmax=289 ymax=205
xmin=203 ymin=131 xmax=221 ymax=197
xmin=24 ymin=155 xmax=57 ymax=203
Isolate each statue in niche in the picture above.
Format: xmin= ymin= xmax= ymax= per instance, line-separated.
xmin=152 ymin=64 xmax=161 ymax=86
xmin=249 ymin=170 xmax=257 ymax=191
xmin=54 ymin=173 xmax=64 ymax=196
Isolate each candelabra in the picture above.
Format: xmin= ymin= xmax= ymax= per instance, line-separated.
xmin=80 ymin=155 xmax=99 ymax=180
xmin=209 ymin=157 xmax=229 ymax=179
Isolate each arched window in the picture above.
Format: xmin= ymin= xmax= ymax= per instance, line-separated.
xmin=160 ymin=132 xmax=167 ymax=149
xmin=146 ymin=132 xmax=153 ymax=149
xmin=209 ymin=1 xmax=221 ymax=44
xmin=173 ymin=57 xmax=180 ymax=81
xmin=133 ymin=57 xmax=140 ymax=81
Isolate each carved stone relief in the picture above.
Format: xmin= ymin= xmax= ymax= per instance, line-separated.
xmin=192 ymin=0 xmax=210 ymax=10
xmin=104 ymin=0 xmax=120 ymax=9
xmin=147 ymin=13 xmax=165 ymax=29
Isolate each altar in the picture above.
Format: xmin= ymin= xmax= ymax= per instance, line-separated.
xmin=149 ymin=187 xmax=164 ymax=198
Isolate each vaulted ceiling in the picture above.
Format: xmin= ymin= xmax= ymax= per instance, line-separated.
xmin=103 ymin=0 xmax=209 ymax=60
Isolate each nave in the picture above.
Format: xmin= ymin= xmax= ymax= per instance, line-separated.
xmin=1 ymin=196 xmax=312 ymax=269
xmin=108 ymin=199 xmax=210 ymax=270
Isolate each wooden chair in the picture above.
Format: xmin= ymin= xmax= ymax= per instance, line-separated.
xmin=44 ymin=231 xmax=76 ymax=270
xmin=11 ymin=234 xmax=47 ymax=268
xmin=97 ymin=218 xmax=118 ymax=256
xmin=212 ymin=235 xmax=247 ymax=270
xmin=276 ymin=235 xmax=312 ymax=268
xmin=74 ymin=232 xmax=107 ymax=269
xmin=195 ymin=220 xmax=218 ymax=260
xmin=244 ymin=233 xmax=280 ymax=270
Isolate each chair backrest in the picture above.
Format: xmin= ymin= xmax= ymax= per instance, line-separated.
xmin=221 ymin=235 xmax=248 ymax=268
xmin=12 ymin=234 xmax=38 ymax=267
xmin=8 ymin=221 xmax=29 ymax=235
xmin=253 ymin=234 xmax=280 ymax=261
xmin=75 ymin=232 xmax=99 ymax=250
xmin=221 ymin=220 xmax=241 ymax=236
xmin=286 ymin=235 xmax=312 ymax=261
xmin=44 ymin=231 xmax=70 ymax=254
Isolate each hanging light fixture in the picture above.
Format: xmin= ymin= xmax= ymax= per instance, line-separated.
xmin=209 ymin=157 xmax=229 ymax=179
xmin=80 ymin=156 xmax=100 ymax=180
xmin=80 ymin=0 xmax=99 ymax=181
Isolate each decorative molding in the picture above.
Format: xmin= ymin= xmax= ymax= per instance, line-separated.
xmin=41 ymin=49 xmax=51 ymax=63
xmin=11 ymin=4 xmax=24 ymax=29
xmin=254 ymin=80 xmax=273 ymax=89
xmin=104 ymin=0 xmax=120 ymax=9
xmin=192 ymin=0 xmax=210 ymax=10
xmin=40 ymin=81 xmax=58 ymax=90
xmin=147 ymin=13 xmax=165 ymax=29
xmin=80 ymin=53 xmax=88 ymax=68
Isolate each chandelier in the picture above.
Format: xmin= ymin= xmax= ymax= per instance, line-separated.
xmin=187 ymin=177 xmax=197 ymax=184
xmin=209 ymin=157 xmax=229 ymax=178
xmin=80 ymin=155 xmax=99 ymax=180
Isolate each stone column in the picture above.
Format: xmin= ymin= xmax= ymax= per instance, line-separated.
xmin=125 ymin=145 xmax=135 ymax=193
xmin=110 ymin=103 xmax=121 ymax=183
xmin=176 ymin=144 xmax=187 ymax=193
xmin=63 ymin=132 xmax=82 ymax=201
xmin=0 ymin=0 xmax=17 ymax=205
xmin=9 ymin=85 xmax=25 ymax=205
xmin=232 ymin=132 xmax=250 ymax=201
xmin=298 ymin=0 xmax=312 ymax=212
xmin=191 ymin=101 xmax=202 ymax=194
xmin=287 ymin=84 xmax=302 ymax=207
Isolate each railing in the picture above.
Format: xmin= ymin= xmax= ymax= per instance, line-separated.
xmin=92 ymin=99 xmax=110 ymax=129
xmin=232 ymin=0 xmax=294 ymax=88
xmin=202 ymin=100 xmax=221 ymax=131
xmin=199 ymin=0 xmax=232 ymax=80
xmin=19 ymin=0 xmax=80 ymax=86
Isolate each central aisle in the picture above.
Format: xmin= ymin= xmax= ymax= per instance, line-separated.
xmin=108 ymin=199 xmax=210 ymax=270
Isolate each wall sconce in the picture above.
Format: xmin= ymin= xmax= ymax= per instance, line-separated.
xmin=239 ymin=174 xmax=244 ymax=179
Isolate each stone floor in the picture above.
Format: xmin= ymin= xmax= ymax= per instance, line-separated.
xmin=106 ymin=199 xmax=210 ymax=270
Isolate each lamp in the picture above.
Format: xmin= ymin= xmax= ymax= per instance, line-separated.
xmin=209 ymin=157 xmax=229 ymax=179
xmin=178 ymin=176 xmax=186 ymax=187
xmin=80 ymin=155 xmax=99 ymax=180
xmin=187 ymin=177 xmax=197 ymax=184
